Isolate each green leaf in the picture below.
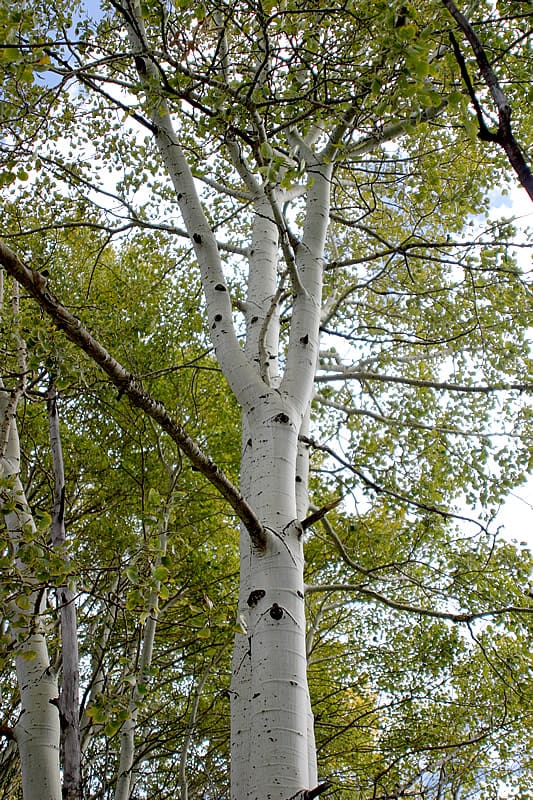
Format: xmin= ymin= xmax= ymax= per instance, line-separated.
xmin=152 ymin=564 xmax=169 ymax=582
xmin=15 ymin=594 xmax=31 ymax=610
xmin=260 ymin=142 xmax=273 ymax=160
xmin=104 ymin=719 xmax=122 ymax=736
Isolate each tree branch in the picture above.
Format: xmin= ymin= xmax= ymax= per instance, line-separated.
xmin=301 ymin=497 xmax=342 ymax=530
xmin=314 ymin=367 xmax=533 ymax=394
xmin=304 ymin=582 xmax=533 ymax=623
xmin=443 ymin=0 xmax=533 ymax=200
xmin=314 ymin=393 xmax=520 ymax=439
xmin=119 ymin=0 xmax=262 ymax=413
xmin=300 ymin=434 xmax=489 ymax=534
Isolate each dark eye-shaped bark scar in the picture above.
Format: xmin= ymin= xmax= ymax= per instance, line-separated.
xmin=265 ymin=603 xmax=298 ymax=624
xmin=247 ymin=589 xmax=266 ymax=607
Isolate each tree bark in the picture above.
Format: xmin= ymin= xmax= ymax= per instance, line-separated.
xmin=47 ymin=387 xmax=81 ymax=800
xmin=0 ymin=395 xmax=62 ymax=800
xmin=443 ymin=0 xmax=533 ymax=201
xmin=244 ymin=415 xmax=315 ymax=798
xmin=14 ymin=633 xmax=62 ymax=800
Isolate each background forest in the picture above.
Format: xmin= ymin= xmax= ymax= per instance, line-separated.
xmin=0 ymin=0 xmax=532 ymax=799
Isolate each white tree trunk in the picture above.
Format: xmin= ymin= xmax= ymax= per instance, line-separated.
xmin=245 ymin=414 xmax=313 ymax=798
xmin=112 ymin=6 xmax=332 ymax=794
xmin=0 ymin=396 xmax=61 ymax=800
xmin=14 ymin=633 xmax=62 ymax=800
xmin=229 ymin=169 xmax=330 ymax=799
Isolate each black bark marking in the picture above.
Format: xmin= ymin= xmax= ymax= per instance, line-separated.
xmin=193 ymin=233 xmax=202 ymax=244
xmin=49 ymin=697 xmax=67 ymax=730
xmin=269 ymin=603 xmax=283 ymax=620
xmin=272 ymin=412 xmax=290 ymax=424
xmin=251 ymin=315 xmax=259 ymax=324
xmin=214 ymin=314 xmax=222 ymax=322
xmin=300 ymin=333 xmax=309 ymax=345
xmin=247 ymin=589 xmax=266 ymax=607
xmin=134 ymin=55 xmax=146 ymax=74
xmin=214 ymin=283 xmax=227 ymax=291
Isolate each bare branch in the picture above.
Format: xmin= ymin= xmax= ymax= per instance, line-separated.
xmin=305 ymin=581 xmax=533 ymax=623
xmin=311 ymin=512 xmax=371 ymax=577
xmin=301 ymin=497 xmax=342 ymax=530
xmin=314 ymin=367 xmax=533 ymax=394
xmin=443 ymin=0 xmax=533 ymax=200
